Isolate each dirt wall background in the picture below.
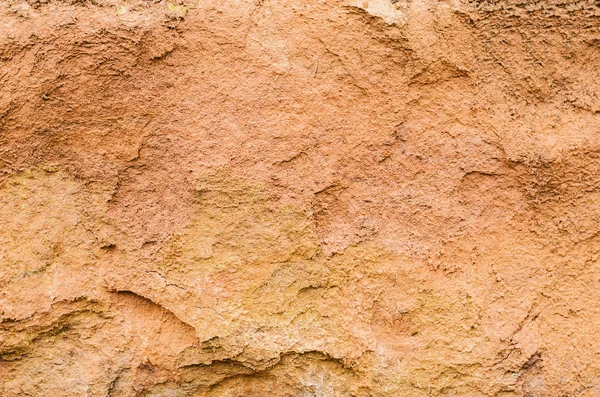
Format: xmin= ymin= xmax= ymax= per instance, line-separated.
xmin=1 ymin=0 xmax=600 ymax=395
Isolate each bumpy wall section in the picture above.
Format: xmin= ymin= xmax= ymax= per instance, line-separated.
xmin=1 ymin=0 xmax=600 ymax=396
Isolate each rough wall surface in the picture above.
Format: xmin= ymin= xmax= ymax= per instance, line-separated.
xmin=1 ymin=0 xmax=600 ymax=395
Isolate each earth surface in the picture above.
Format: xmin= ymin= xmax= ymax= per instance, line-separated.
xmin=1 ymin=0 xmax=600 ymax=396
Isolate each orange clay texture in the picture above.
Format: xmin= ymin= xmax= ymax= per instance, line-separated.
xmin=1 ymin=0 xmax=600 ymax=396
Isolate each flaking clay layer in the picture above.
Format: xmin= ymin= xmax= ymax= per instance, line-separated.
xmin=2 ymin=0 xmax=600 ymax=395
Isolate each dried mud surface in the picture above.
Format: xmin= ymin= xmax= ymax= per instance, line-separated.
xmin=1 ymin=0 xmax=600 ymax=395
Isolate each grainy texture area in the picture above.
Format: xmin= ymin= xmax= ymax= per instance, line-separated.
xmin=1 ymin=0 xmax=600 ymax=395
